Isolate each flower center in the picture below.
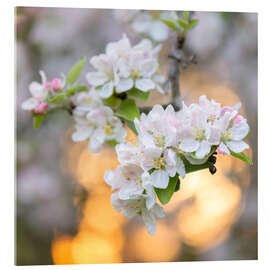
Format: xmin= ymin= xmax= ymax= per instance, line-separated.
xmin=222 ymin=131 xmax=232 ymax=142
xmin=153 ymin=157 xmax=165 ymax=170
xmin=104 ymin=124 xmax=113 ymax=135
xmin=194 ymin=128 xmax=206 ymax=141
xmin=208 ymin=115 xmax=216 ymax=123
xmin=153 ymin=135 xmax=165 ymax=148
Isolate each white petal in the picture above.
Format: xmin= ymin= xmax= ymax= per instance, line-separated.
xmin=153 ymin=204 xmax=165 ymax=218
xmin=195 ymin=141 xmax=211 ymax=159
xmin=179 ymin=139 xmax=200 ymax=153
xmin=89 ymin=129 xmax=105 ymax=153
xmin=98 ymin=81 xmax=114 ymax=98
xmin=29 ymin=82 xmax=45 ymax=98
xmin=119 ymin=182 xmax=143 ymax=200
xmin=142 ymin=208 xmax=156 ymax=235
xmin=39 ymin=70 xmax=47 ymax=86
xmin=135 ymin=78 xmax=155 ymax=92
xmin=104 ymin=169 xmax=122 ymax=190
xmin=176 ymin=156 xmax=186 ymax=179
xmin=149 ymin=21 xmax=169 ymax=42
xmin=21 ymin=98 xmax=38 ymax=110
xmin=116 ymin=78 xmax=133 ymax=93
xmin=218 ymin=142 xmax=230 ymax=155
xmin=230 ymin=122 xmax=249 ymax=140
xmin=145 ymin=187 xmax=156 ymax=210
xmin=140 ymin=59 xmax=158 ymax=78
xmin=227 ymin=140 xmax=249 ymax=153
xmin=72 ymin=126 xmax=92 ymax=142
xmin=151 ymin=170 xmax=169 ymax=189
xmin=86 ymin=72 xmax=108 ymax=86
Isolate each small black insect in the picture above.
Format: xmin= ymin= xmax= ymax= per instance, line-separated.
xmin=208 ymin=155 xmax=217 ymax=164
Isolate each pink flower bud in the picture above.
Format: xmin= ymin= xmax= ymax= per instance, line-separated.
xmin=233 ymin=114 xmax=244 ymax=124
xmin=34 ymin=102 xmax=48 ymax=114
xmin=51 ymin=78 xmax=62 ymax=92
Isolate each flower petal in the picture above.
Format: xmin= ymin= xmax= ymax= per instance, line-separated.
xmin=99 ymin=81 xmax=114 ymax=98
xmin=218 ymin=142 xmax=230 ymax=155
xmin=86 ymin=72 xmax=108 ymax=86
xmin=150 ymin=170 xmax=169 ymax=189
xmin=116 ymin=78 xmax=133 ymax=93
xmin=142 ymin=208 xmax=156 ymax=235
xmin=89 ymin=129 xmax=105 ymax=153
xmin=179 ymin=139 xmax=200 ymax=153
xmin=72 ymin=126 xmax=92 ymax=142
xmin=230 ymin=122 xmax=249 ymax=140
xmin=140 ymin=59 xmax=158 ymax=78
xmin=135 ymin=78 xmax=155 ymax=92
xmin=226 ymin=140 xmax=249 ymax=153
xmin=195 ymin=140 xmax=211 ymax=159
xmin=21 ymin=98 xmax=38 ymax=110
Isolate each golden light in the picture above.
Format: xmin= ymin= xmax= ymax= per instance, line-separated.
xmin=52 ymin=235 xmax=74 ymax=265
xmin=126 ymin=222 xmax=181 ymax=262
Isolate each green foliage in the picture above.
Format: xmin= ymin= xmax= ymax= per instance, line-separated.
xmin=230 ymin=151 xmax=253 ymax=165
xmin=115 ymin=99 xmax=140 ymax=121
xmin=66 ymin=85 xmax=88 ymax=97
xmin=104 ymin=95 xmax=121 ymax=107
xmin=33 ymin=114 xmax=45 ymax=129
xmin=127 ymin=88 xmax=150 ymax=102
xmin=161 ymin=11 xmax=199 ymax=35
xmin=125 ymin=120 xmax=138 ymax=135
xmin=49 ymin=94 xmax=65 ymax=103
xmin=155 ymin=174 xmax=180 ymax=205
xmin=106 ymin=140 xmax=118 ymax=147
xmin=66 ymin=57 xmax=86 ymax=85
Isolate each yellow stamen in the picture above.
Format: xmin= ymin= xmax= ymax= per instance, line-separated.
xmin=104 ymin=124 xmax=113 ymax=135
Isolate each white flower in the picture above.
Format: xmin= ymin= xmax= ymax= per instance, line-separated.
xmin=110 ymin=192 xmax=164 ymax=235
xmin=115 ymin=142 xmax=142 ymax=166
xmin=21 ymin=71 xmax=49 ymax=114
xmin=216 ymin=110 xmax=249 ymax=155
xmin=72 ymin=105 xmax=127 ymax=153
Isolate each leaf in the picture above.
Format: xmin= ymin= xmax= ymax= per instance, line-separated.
xmin=187 ymin=19 xmax=199 ymax=30
xmin=182 ymin=11 xmax=189 ymax=22
xmin=33 ymin=114 xmax=45 ymax=129
xmin=125 ymin=120 xmax=138 ymax=135
xmin=66 ymin=57 xmax=86 ymax=85
xmin=127 ymin=88 xmax=150 ymax=102
xmin=161 ymin=19 xmax=178 ymax=31
xmin=106 ymin=140 xmax=118 ymax=147
xmin=66 ymin=85 xmax=88 ymax=97
xmin=230 ymin=151 xmax=253 ymax=165
xmin=49 ymin=94 xmax=65 ymax=103
xmin=177 ymin=19 xmax=189 ymax=30
xmin=182 ymin=155 xmax=211 ymax=174
xmin=115 ymin=99 xmax=140 ymax=122
xmin=154 ymin=174 xmax=179 ymax=205
xmin=174 ymin=179 xmax=180 ymax=192
xmin=104 ymin=95 xmax=121 ymax=107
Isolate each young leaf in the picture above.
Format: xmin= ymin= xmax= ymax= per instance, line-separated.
xmin=230 ymin=151 xmax=253 ymax=165
xmin=154 ymin=174 xmax=179 ymax=205
xmin=182 ymin=11 xmax=190 ymax=22
xmin=66 ymin=85 xmax=89 ymax=97
xmin=66 ymin=57 xmax=86 ymax=85
xmin=177 ymin=19 xmax=189 ymax=30
xmin=104 ymin=95 xmax=121 ymax=107
xmin=125 ymin=120 xmax=138 ymax=135
xmin=127 ymin=88 xmax=150 ymax=102
xmin=49 ymin=94 xmax=65 ymax=103
xmin=161 ymin=19 xmax=178 ymax=31
xmin=33 ymin=114 xmax=45 ymax=129
xmin=115 ymin=99 xmax=140 ymax=122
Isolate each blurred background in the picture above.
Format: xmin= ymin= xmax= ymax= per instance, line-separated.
xmin=15 ymin=7 xmax=257 ymax=265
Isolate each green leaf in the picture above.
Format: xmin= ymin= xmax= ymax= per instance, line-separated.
xmin=161 ymin=19 xmax=178 ymax=31
xmin=177 ymin=19 xmax=189 ymax=30
xmin=175 ymin=179 xmax=180 ymax=192
xmin=66 ymin=85 xmax=88 ymax=97
xmin=115 ymin=99 xmax=140 ymax=121
xmin=104 ymin=95 xmax=121 ymax=107
xmin=66 ymin=57 xmax=86 ymax=85
xmin=181 ymin=155 xmax=211 ymax=174
xmin=106 ymin=140 xmax=118 ymax=147
xmin=155 ymin=174 xmax=179 ymax=205
xmin=230 ymin=151 xmax=253 ymax=165
xmin=187 ymin=19 xmax=199 ymax=30
xmin=125 ymin=120 xmax=138 ymax=135
xmin=182 ymin=11 xmax=189 ymax=22
xmin=33 ymin=114 xmax=45 ymax=129
xmin=127 ymin=88 xmax=150 ymax=102
xmin=49 ymin=94 xmax=65 ymax=103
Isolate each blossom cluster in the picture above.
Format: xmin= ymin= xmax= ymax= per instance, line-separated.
xmin=71 ymin=89 xmax=127 ymax=153
xmin=21 ymin=71 xmax=66 ymax=114
xmin=86 ymin=35 xmax=165 ymax=98
xmin=105 ymin=95 xmax=250 ymax=234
